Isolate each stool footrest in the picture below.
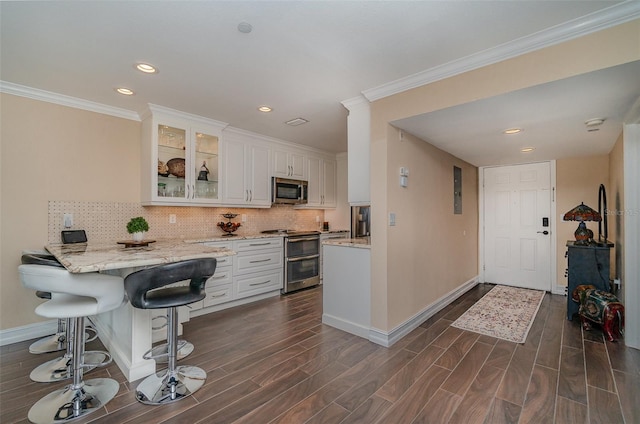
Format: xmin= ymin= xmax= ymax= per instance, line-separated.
xmin=83 ymin=350 xmax=112 ymax=368
xmin=142 ymin=340 xmax=192 ymax=361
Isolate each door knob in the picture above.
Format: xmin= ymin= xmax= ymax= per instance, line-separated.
xmin=537 ymin=230 xmax=549 ymax=235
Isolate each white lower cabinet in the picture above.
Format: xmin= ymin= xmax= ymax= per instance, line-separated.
xmin=200 ymin=236 xmax=283 ymax=312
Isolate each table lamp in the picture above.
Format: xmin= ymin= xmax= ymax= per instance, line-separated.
xmin=563 ymin=202 xmax=601 ymax=245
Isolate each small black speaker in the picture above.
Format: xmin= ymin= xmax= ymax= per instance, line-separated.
xmin=61 ymin=230 xmax=87 ymax=244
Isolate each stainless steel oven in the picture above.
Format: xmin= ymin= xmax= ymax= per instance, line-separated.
xmin=283 ymin=231 xmax=320 ymax=294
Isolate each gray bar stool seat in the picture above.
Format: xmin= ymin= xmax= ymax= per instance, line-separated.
xmin=124 ymin=258 xmax=217 ymax=405
xmin=19 ymin=264 xmax=125 ymax=424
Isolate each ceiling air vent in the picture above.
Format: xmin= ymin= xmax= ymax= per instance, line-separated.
xmin=285 ymin=118 xmax=309 ymax=126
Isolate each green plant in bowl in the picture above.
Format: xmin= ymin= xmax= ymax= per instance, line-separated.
xmin=127 ymin=217 xmax=149 ymax=241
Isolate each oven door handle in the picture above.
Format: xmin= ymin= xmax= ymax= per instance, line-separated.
xmin=287 ymin=237 xmax=319 ymax=243
xmin=287 ymin=254 xmax=319 ymax=262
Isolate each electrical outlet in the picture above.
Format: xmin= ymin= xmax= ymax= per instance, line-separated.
xmin=63 ymin=213 xmax=73 ymax=228
xmin=242 ymin=214 xmax=247 ymax=222
xmin=389 ymin=212 xmax=396 ymax=226
xmin=316 ymin=216 xmax=320 ymax=223
xmin=169 ymin=214 xmax=176 ymax=224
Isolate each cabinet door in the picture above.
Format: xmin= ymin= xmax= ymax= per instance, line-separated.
xmin=306 ymin=156 xmax=322 ymax=206
xmin=157 ymin=124 xmax=188 ymax=201
xmin=247 ymin=143 xmax=271 ymax=206
xmin=192 ymin=128 xmax=220 ymax=202
xmin=273 ymin=150 xmax=290 ymax=178
xmin=273 ymin=150 xmax=306 ymax=179
xmin=322 ymin=159 xmax=337 ymax=207
xmin=223 ymin=139 xmax=248 ymax=204
xmin=290 ymin=152 xmax=306 ymax=180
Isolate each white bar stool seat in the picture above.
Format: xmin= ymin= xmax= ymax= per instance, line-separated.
xmin=19 ymin=264 xmax=125 ymax=424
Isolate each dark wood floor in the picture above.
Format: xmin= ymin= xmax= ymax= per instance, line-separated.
xmin=2 ymin=283 xmax=639 ymax=423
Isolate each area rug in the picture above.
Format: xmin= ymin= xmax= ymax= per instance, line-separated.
xmin=451 ymin=285 xmax=545 ymax=343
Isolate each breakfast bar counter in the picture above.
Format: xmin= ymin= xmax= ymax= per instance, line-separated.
xmin=45 ymin=240 xmax=235 ymax=382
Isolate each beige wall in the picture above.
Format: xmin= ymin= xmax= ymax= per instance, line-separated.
xmin=555 ymin=155 xmax=610 ymax=287
xmin=1 ymin=94 xmax=141 ymax=329
xmin=385 ymin=128 xmax=478 ymax=330
xmin=370 ymin=20 xmax=640 ymax=332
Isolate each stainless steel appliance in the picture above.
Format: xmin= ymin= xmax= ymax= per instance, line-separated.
xmin=351 ymin=205 xmax=371 ymax=239
xmin=261 ymin=229 xmax=320 ymax=294
xmin=271 ymin=177 xmax=308 ymax=205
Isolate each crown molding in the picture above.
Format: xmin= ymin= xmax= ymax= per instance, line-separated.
xmin=362 ymin=2 xmax=640 ymax=102
xmin=0 ymin=81 xmax=141 ymax=121
xmin=341 ymin=95 xmax=370 ymax=111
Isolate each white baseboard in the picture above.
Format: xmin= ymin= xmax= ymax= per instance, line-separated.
xmin=0 ymin=320 xmax=58 ymax=347
xmin=322 ymin=313 xmax=371 ymax=339
xmin=368 ymin=276 xmax=479 ymax=347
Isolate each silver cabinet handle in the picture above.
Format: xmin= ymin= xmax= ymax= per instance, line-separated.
xmin=288 ymin=237 xmax=318 ymax=243
xmin=249 ymin=242 xmax=272 ymax=246
xmin=209 ymin=292 xmax=227 ymax=298
xmin=249 ymin=258 xmax=271 ymax=264
xmin=249 ymin=280 xmax=272 ymax=287
xmin=287 ymin=254 xmax=319 ymax=262
xmin=211 ymin=274 xmax=228 ymax=280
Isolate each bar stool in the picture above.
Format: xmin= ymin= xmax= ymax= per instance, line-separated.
xmin=22 ymin=254 xmax=104 ymax=383
xmin=19 ymin=264 xmax=125 ymax=424
xmin=124 ymin=258 xmax=217 ymax=405
xmin=22 ymin=252 xmax=98 ymax=356
xmin=22 ymin=253 xmax=67 ymax=355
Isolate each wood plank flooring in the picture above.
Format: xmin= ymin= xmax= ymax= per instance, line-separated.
xmin=2 ymin=283 xmax=639 ymax=423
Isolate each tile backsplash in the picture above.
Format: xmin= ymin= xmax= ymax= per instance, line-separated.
xmin=48 ymin=201 xmax=324 ymax=244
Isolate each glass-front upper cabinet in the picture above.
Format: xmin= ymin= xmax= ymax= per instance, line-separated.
xmin=141 ymin=105 xmax=227 ymax=206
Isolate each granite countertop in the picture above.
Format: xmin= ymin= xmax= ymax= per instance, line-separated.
xmin=184 ymin=233 xmax=285 ymax=243
xmin=322 ymin=238 xmax=371 ymax=249
xmin=46 ymin=240 xmax=236 ymax=273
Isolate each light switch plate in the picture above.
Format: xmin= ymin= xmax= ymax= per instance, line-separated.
xmin=389 ymin=212 xmax=396 ymax=226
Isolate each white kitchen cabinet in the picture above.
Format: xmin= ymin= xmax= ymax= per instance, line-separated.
xmin=320 ymin=232 xmax=349 ymax=280
xmin=222 ymin=129 xmax=271 ymax=207
xmin=201 ymin=237 xmax=283 ymax=305
xmin=141 ymin=104 xmax=227 ymax=206
xmin=306 ymin=155 xmax=337 ymax=208
xmin=273 ymin=149 xmax=306 ymax=180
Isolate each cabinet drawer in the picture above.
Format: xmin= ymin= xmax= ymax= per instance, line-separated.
xmin=234 ymin=250 xmax=283 ymax=275
xmin=212 ymin=255 xmax=233 ymax=269
xmin=203 ymin=284 xmax=233 ymax=307
xmin=235 ymin=270 xmax=282 ymax=298
xmin=203 ymin=241 xmax=233 ymax=250
xmin=234 ymin=237 xmax=283 ymax=252
xmin=205 ymin=267 xmax=232 ymax=288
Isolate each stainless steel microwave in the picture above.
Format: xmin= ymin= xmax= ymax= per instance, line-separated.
xmin=272 ymin=177 xmax=308 ymax=205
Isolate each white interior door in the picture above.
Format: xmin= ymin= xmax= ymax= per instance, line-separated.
xmin=484 ymin=162 xmax=552 ymax=291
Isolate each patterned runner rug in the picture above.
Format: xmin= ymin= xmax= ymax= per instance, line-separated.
xmin=451 ymin=285 xmax=545 ymax=343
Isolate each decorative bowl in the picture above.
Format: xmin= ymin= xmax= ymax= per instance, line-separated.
xmin=217 ymin=221 xmax=241 ymax=236
xmin=166 ymin=158 xmax=186 ymax=178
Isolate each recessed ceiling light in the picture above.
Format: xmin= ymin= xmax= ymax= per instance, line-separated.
xmin=238 ymin=22 xmax=253 ymax=34
xmin=115 ymin=87 xmax=134 ymax=96
xmin=503 ymin=128 xmax=523 ymax=135
xmin=521 ymin=147 xmax=535 ymax=153
xmin=258 ymin=106 xmax=272 ymax=113
xmin=285 ymin=118 xmax=309 ymax=126
xmin=135 ymin=63 xmax=158 ymax=74
xmin=585 ymin=118 xmax=605 ymax=127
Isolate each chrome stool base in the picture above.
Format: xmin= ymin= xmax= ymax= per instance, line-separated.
xmin=29 ymin=332 xmax=66 ymax=354
xmin=27 ymin=378 xmax=119 ymax=424
xmin=135 ymin=365 xmax=206 ymax=405
xmin=30 ymin=351 xmax=108 ymax=383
